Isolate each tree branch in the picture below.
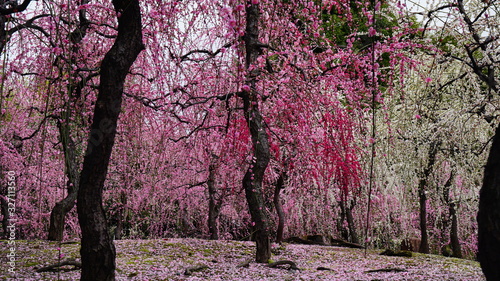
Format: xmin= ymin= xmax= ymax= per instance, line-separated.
xmin=176 ymin=42 xmax=233 ymax=62
xmin=0 ymin=0 xmax=32 ymax=16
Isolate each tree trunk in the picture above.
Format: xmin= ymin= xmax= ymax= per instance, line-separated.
xmin=478 ymin=123 xmax=500 ymax=280
xmin=114 ymin=191 xmax=127 ymax=240
xmin=418 ymin=140 xmax=440 ymax=254
xmin=241 ymin=1 xmax=271 ymax=263
xmin=0 ymin=195 xmax=8 ymax=238
xmin=76 ymin=0 xmax=143 ymax=280
xmin=418 ymin=187 xmax=429 ymax=254
xmin=338 ymin=199 xmax=349 ymax=241
xmin=48 ymin=126 xmax=79 ymax=241
xmin=441 ymin=171 xmax=462 ymax=258
xmin=0 ymin=14 xmax=6 ymax=53
xmin=208 ymin=163 xmax=221 ymax=240
xmin=338 ymin=192 xmax=358 ymax=244
xmin=346 ymin=202 xmax=359 ymax=244
xmin=449 ymin=202 xmax=462 ymax=258
xmin=48 ymin=187 xmax=77 ymax=241
xmin=274 ymin=171 xmax=286 ymax=243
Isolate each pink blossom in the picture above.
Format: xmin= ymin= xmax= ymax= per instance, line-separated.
xmin=368 ymin=27 xmax=377 ymax=37
xmin=415 ymin=114 xmax=422 ymax=119
xmin=241 ymin=85 xmax=251 ymax=92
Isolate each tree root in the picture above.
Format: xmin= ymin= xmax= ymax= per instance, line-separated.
xmin=237 ymin=259 xmax=252 ymax=268
xmin=184 ymin=265 xmax=209 ymax=275
xmin=35 ymin=260 xmax=81 ymax=272
xmin=330 ymin=238 xmax=365 ymax=249
xmin=379 ymin=249 xmax=413 ymax=257
xmin=365 ymin=267 xmax=408 ymax=273
xmin=265 ymin=260 xmax=299 ymax=271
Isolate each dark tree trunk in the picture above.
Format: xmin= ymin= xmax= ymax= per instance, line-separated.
xmin=418 ymin=188 xmax=429 ymax=254
xmin=76 ymin=0 xmax=143 ymax=280
xmin=274 ymin=171 xmax=286 ymax=244
xmin=345 ymin=202 xmax=359 ymax=244
xmin=243 ymin=166 xmax=271 ymax=263
xmin=241 ymin=2 xmax=271 ymax=263
xmin=441 ymin=171 xmax=462 ymax=258
xmin=208 ymin=163 xmax=221 ymax=240
xmin=441 ymin=171 xmax=452 ymax=250
xmin=0 ymin=195 xmax=8 ymax=238
xmin=478 ymin=123 xmax=500 ymax=280
xmin=338 ymin=199 xmax=349 ymax=241
xmin=418 ymin=141 xmax=440 ymax=254
xmin=48 ymin=185 xmax=77 ymax=241
xmin=114 ymin=191 xmax=127 ymax=240
xmin=449 ymin=202 xmax=462 ymax=258
xmin=48 ymin=125 xmax=79 ymax=241
xmin=338 ymin=192 xmax=359 ymax=244
xmin=0 ymin=14 xmax=6 ymax=53
xmin=0 ymin=10 xmax=6 ymax=116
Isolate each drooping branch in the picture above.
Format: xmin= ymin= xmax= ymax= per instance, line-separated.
xmin=172 ymin=181 xmax=207 ymax=190
xmin=420 ymin=4 xmax=457 ymax=38
xmin=20 ymin=114 xmax=59 ymax=141
xmin=175 ymin=42 xmax=233 ymax=62
xmin=7 ymin=14 xmax=51 ymax=38
xmin=0 ymin=0 xmax=32 ymax=16
xmin=123 ymin=88 xmax=243 ymax=111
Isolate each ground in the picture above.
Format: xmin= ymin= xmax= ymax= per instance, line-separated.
xmin=0 ymin=238 xmax=486 ymax=280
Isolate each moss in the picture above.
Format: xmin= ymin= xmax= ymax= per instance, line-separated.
xmin=138 ymin=247 xmax=150 ymax=253
xmin=310 ymin=254 xmax=322 ymax=260
xmin=23 ymin=261 xmax=39 ymax=267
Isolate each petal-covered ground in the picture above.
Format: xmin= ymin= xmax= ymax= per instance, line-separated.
xmin=0 ymin=238 xmax=486 ymax=280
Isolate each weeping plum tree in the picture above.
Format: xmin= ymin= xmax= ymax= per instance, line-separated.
xmin=228 ymin=0 xmax=414 ymax=254
xmin=1 ymin=0 xmax=101 ymax=242
xmin=76 ymin=0 xmax=143 ymax=279
xmin=421 ymin=0 xmax=500 ymax=278
xmin=48 ymin=0 xmax=91 ymax=241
